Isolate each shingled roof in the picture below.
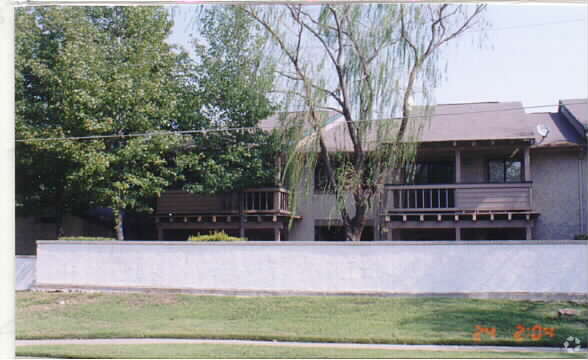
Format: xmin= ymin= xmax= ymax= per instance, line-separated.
xmin=260 ymin=100 xmax=586 ymax=152
xmin=560 ymin=98 xmax=588 ymax=135
xmin=527 ymin=112 xmax=585 ymax=148
xmin=416 ymin=101 xmax=534 ymax=142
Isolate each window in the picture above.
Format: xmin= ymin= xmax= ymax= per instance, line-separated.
xmin=488 ymin=159 xmax=522 ymax=183
xmin=407 ymin=161 xmax=454 ymax=184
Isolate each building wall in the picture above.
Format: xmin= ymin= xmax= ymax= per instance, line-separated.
xmin=288 ymin=148 xmax=585 ymax=241
xmin=288 ymin=177 xmax=381 ymax=241
xmin=585 ymin=153 xmax=588 ymax=235
xmin=36 ymin=241 xmax=588 ymax=295
xmin=289 ymin=192 xmax=358 ymax=241
xmin=16 ymin=215 xmax=114 ymax=255
xmin=531 ymin=149 xmax=584 ymax=240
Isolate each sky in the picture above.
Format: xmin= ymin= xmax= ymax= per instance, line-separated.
xmin=167 ymin=3 xmax=588 ymax=113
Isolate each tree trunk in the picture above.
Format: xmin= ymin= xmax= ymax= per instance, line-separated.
xmin=54 ymin=190 xmax=65 ymax=239
xmin=344 ymin=223 xmax=364 ymax=242
xmin=114 ymin=209 xmax=125 ymax=241
xmin=343 ymin=191 xmax=371 ymax=241
xmin=344 ymin=208 xmax=367 ymax=242
xmin=55 ymin=213 xmax=64 ymax=240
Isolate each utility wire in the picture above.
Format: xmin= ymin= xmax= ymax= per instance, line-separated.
xmin=15 ymin=100 xmax=587 ymax=143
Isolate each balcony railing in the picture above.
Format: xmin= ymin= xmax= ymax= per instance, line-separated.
xmin=382 ymin=183 xmax=532 ymax=212
xmin=157 ymin=188 xmax=290 ymax=216
xmin=242 ymin=188 xmax=290 ymax=214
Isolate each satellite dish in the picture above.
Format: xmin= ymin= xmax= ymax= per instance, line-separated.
xmin=536 ymin=124 xmax=550 ymax=137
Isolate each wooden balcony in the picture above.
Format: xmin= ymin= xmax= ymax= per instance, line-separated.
xmin=156 ymin=188 xmax=291 ymax=216
xmin=382 ymin=183 xmax=533 ymax=213
xmin=242 ymin=188 xmax=290 ymax=215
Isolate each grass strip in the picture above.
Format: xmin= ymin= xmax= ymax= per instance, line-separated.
xmin=16 ymin=343 xmax=588 ymax=359
xmin=17 ymin=292 xmax=588 ymax=347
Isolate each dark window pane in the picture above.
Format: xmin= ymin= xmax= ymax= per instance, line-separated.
xmin=489 ymin=161 xmax=504 ymax=183
xmin=429 ymin=162 xmax=454 ymax=184
xmin=414 ymin=163 xmax=427 ymax=184
xmin=411 ymin=161 xmax=454 ymax=184
xmin=505 ymin=160 xmax=522 ymax=182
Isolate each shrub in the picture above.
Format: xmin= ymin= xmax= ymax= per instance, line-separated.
xmin=574 ymin=234 xmax=588 ymax=240
xmin=58 ymin=236 xmax=115 ymax=241
xmin=187 ymin=231 xmax=246 ymax=242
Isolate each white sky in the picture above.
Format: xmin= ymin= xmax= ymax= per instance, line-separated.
xmin=168 ymin=3 xmax=588 ymax=113
xmin=436 ymin=4 xmax=587 ymax=112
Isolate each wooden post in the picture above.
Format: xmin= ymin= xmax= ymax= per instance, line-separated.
xmin=273 ymin=190 xmax=280 ymax=212
xmin=274 ymin=227 xmax=281 ymax=242
xmin=239 ymin=193 xmax=245 ymax=239
xmin=455 ymin=150 xmax=462 ymax=183
xmin=455 ymin=227 xmax=461 ymax=241
xmin=373 ymin=185 xmax=382 ymax=241
xmin=524 ymin=146 xmax=532 ymax=182
xmin=240 ymin=217 xmax=245 ymax=239
xmin=275 ymin=156 xmax=282 ymax=186
xmin=387 ymin=224 xmax=395 ymax=241
xmin=526 ymin=225 xmax=533 ymax=240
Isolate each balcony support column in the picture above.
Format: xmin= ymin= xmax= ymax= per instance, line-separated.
xmin=455 ymin=150 xmax=462 ymax=183
xmin=239 ymin=193 xmax=245 ymax=239
xmin=524 ymin=146 xmax=532 ymax=181
xmin=526 ymin=225 xmax=533 ymax=240
xmin=373 ymin=185 xmax=382 ymax=241
xmin=387 ymin=224 xmax=395 ymax=241
xmin=274 ymin=228 xmax=281 ymax=242
xmin=455 ymin=226 xmax=461 ymax=241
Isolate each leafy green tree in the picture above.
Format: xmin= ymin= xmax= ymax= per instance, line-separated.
xmin=16 ymin=7 xmax=193 ymax=240
xmin=16 ymin=7 xmax=106 ymax=237
xmin=174 ymin=6 xmax=277 ymax=194
xmin=17 ymin=6 xmax=279 ymax=240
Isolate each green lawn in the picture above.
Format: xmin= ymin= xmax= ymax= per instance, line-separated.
xmin=17 ymin=292 xmax=588 ymax=347
xmin=15 ymin=344 xmax=588 ymax=359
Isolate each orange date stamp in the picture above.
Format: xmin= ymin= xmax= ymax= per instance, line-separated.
xmin=473 ymin=325 xmax=556 ymax=342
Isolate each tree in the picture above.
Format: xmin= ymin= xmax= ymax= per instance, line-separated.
xmin=173 ymin=6 xmax=278 ymax=195
xmin=243 ymin=4 xmax=487 ymax=241
xmin=16 ymin=7 xmax=107 ymax=237
xmin=16 ymin=7 xmax=193 ymax=240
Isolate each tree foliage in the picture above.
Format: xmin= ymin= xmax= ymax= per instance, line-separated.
xmin=16 ymin=6 xmax=278 ymax=240
xmin=174 ymin=6 xmax=277 ymax=194
xmin=16 ymin=7 xmax=192 ymax=239
xmin=243 ymin=4 xmax=487 ymax=241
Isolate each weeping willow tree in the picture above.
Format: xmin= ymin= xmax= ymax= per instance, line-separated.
xmin=243 ymin=4 xmax=486 ymax=241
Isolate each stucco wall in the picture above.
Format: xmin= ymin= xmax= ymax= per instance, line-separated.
xmin=582 ymin=154 xmax=588 ymax=234
xmin=289 ymin=190 xmax=367 ymax=241
xmin=36 ymin=241 xmax=588 ymax=295
xmin=16 ymin=256 xmax=35 ymax=291
xmin=531 ymin=149 xmax=584 ymax=240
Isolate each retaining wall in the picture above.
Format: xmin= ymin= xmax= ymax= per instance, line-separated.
xmin=35 ymin=241 xmax=588 ymax=296
xmin=16 ymin=256 xmax=36 ymax=291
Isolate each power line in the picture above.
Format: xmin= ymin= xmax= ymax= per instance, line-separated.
xmin=15 ymin=100 xmax=587 ymax=143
